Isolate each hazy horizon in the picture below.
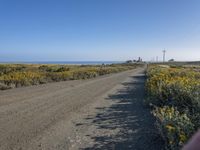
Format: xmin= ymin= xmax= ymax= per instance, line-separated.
xmin=0 ymin=0 xmax=200 ymax=62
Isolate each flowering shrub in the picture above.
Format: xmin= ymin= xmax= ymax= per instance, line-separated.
xmin=146 ymin=65 xmax=200 ymax=149
xmin=0 ymin=71 xmax=45 ymax=87
xmin=153 ymin=106 xmax=194 ymax=149
xmin=0 ymin=63 xmax=140 ymax=89
xmin=47 ymin=71 xmax=74 ymax=81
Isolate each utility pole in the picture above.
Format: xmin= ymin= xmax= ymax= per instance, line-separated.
xmin=162 ymin=49 xmax=166 ymax=62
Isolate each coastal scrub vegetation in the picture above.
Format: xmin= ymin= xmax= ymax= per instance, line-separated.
xmin=146 ymin=64 xmax=200 ymax=149
xmin=0 ymin=63 xmax=141 ymax=90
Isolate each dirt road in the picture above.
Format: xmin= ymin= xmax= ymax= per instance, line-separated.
xmin=0 ymin=67 xmax=163 ymax=150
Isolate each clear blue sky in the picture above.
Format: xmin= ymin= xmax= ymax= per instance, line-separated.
xmin=0 ymin=0 xmax=200 ymax=61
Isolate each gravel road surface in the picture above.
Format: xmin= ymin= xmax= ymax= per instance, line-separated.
xmin=0 ymin=67 xmax=163 ymax=150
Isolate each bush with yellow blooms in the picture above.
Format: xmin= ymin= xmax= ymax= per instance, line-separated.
xmin=146 ymin=65 xmax=200 ymax=149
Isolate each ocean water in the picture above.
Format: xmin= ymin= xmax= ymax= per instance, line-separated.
xmin=0 ymin=61 xmax=124 ymax=65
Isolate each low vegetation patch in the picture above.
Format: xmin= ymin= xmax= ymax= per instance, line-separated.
xmin=0 ymin=63 xmax=141 ymax=90
xmin=146 ymin=65 xmax=200 ymax=149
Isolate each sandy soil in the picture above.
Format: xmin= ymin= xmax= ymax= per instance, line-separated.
xmin=0 ymin=67 xmax=163 ymax=150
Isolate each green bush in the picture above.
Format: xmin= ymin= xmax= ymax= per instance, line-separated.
xmin=72 ymin=70 xmax=98 ymax=79
xmin=146 ymin=65 xmax=200 ymax=149
xmin=153 ymin=106 xmax=194 ymax=150
xmin=47 ymin=71 xmax=73 ymax=81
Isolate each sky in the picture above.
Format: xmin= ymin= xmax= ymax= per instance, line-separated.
xmin=0 ymin=0 xmax=200 ymax=62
